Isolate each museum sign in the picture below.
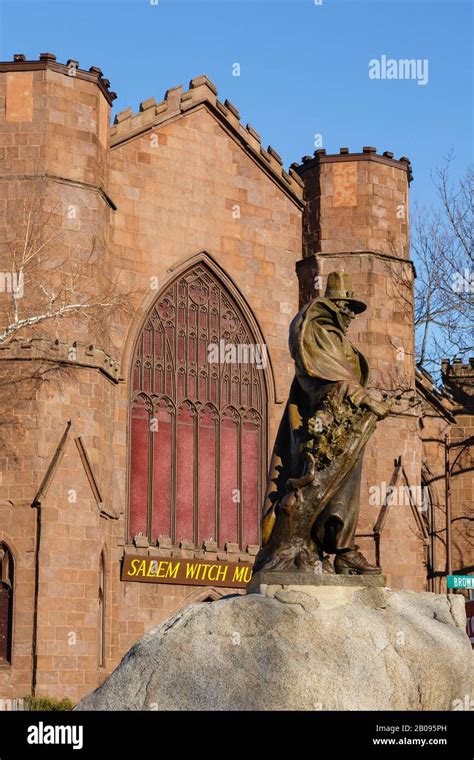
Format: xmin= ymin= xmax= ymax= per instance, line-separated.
xmin=121 ymin=555 xmax=253 ymax=588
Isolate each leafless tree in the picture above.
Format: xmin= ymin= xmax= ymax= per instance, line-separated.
xmin=412 ymin=157 xmax=473 ymax=376
xmin=0 ymin=177 xmax=131 ymax=440
xmin=0 ymin=178 xmax=128 ymax=347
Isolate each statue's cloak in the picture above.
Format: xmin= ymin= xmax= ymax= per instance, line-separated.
xmin=262 ymin=298 xmax=370 ymax=543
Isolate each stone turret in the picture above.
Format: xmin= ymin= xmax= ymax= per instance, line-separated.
xmin=0 ymin=52 xmax=115 ymax=183
xmin=0 ymin=54 xmax=118 ymax=700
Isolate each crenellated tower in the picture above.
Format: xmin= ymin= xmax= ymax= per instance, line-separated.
xmin=0 ymin=53 xmax=118 ymax=700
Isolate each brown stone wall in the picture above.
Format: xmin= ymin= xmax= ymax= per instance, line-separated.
xmin=450 ymin=412 xmax=474 ymax=576
xmin=442 ymin=360 xmax=474 ymax=577
xmin=418 ymin=391 xmax=450 ymax=594
xmin=0 ymin=364 xmax=118 ymax=702
xmin=418 ymin=362 xmax=474 ymax=595
xmin=0 ymin=58 xmax=111 ymax=181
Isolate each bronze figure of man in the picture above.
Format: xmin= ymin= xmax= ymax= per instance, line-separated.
xmin=255 ymin=271 xmax=390 ymax=575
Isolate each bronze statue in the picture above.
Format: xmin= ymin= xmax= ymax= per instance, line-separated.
xmin=254 ymin=272 xmax=391 ymax=575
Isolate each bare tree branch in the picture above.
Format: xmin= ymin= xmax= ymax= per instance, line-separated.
xmin=411 ymin=158 xmax=473 ymax=378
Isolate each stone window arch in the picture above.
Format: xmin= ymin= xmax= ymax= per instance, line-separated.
xmin=0 ymin=543 xmax=14 ymax=664
xmin=128 ymin=258 xmax=268 ymax=549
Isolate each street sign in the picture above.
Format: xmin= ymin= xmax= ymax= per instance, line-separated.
xmin=446 ymin=575 xmax=474 ymax=590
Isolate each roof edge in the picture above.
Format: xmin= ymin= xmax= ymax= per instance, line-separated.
xmin=293 ymin=147 xmax=413 ymax=184
xmin=109 ymin=74 xmax=304 ymax=207
xmin=0 ymin=52 xmax=116 ymax=105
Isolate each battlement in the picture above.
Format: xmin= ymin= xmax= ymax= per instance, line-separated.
xmin=0 ymin=338 xmax=120 ymax=382
xmin=293 ymin=140 xmax=413 ymax=261
xmin=0 ymin=52 xmax=116 ymax=104
xmin=441 ymin=357 xmax=474 ymax=378
xmin=0 ymin=56 xmax=303 ymax=203
xmin=441 ymin=358 xmax=474 ymax=409
xmin=109 ymin=74 xmax=304 ymax=203
xmin=292 ymin=146 xmax=413 ymax=184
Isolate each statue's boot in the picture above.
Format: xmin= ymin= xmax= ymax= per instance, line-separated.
xmin=320 ymin=554 xmax=335 ymax=574
xmin=334 ymin=545 xmax=381 ymax=575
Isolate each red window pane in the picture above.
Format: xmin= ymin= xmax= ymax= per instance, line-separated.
xmin=198 ymin=406 xmax=217 ymax=544
xmin=151 ymin=403 xmax=173 ymax=542
xmin=220 ymin=409 xmax=239 ymax=546
xmin=242 ymin=417 xmax=260 ymax=546
xmin=175 ymin=403 xmax=195 ymax=543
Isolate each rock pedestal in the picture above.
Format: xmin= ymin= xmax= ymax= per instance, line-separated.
xmin=75 ymin=585 xmax=474 ymax=711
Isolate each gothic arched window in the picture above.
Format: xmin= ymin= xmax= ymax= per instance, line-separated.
xmin=128 ymin=260 xmax=267 ymax=550
xmin=0 ymin=543 xmax=14 ymax=664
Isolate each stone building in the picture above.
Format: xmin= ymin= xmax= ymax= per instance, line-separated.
xmin=0 ymin=54 xmax=472 ymax=702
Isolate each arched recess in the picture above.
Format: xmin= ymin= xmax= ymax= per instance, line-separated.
xmin=98 ymin=551 xmax=106 ymax=667
xmin=421 ymin=471 xmax=438 ymax=593
xmin=120 ymin=250 xmax=277 ymax=404
xmin=0 ymin=542 xmax=14 ymax=664
xmin=127 ymin=254 xmax=270 ymax=550
xmin=166 ymin=586 xmax=229 ymax=618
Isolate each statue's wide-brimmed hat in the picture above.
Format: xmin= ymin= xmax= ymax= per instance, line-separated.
xmin=323 ymin=271 xmax=367 ymax=314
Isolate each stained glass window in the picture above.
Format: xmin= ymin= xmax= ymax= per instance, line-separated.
xmin=128 ymin=260 xmax=266 ymax=549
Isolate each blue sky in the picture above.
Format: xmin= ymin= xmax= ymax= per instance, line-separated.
xmin=0 ymin=0 xmax=472 ymax=208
